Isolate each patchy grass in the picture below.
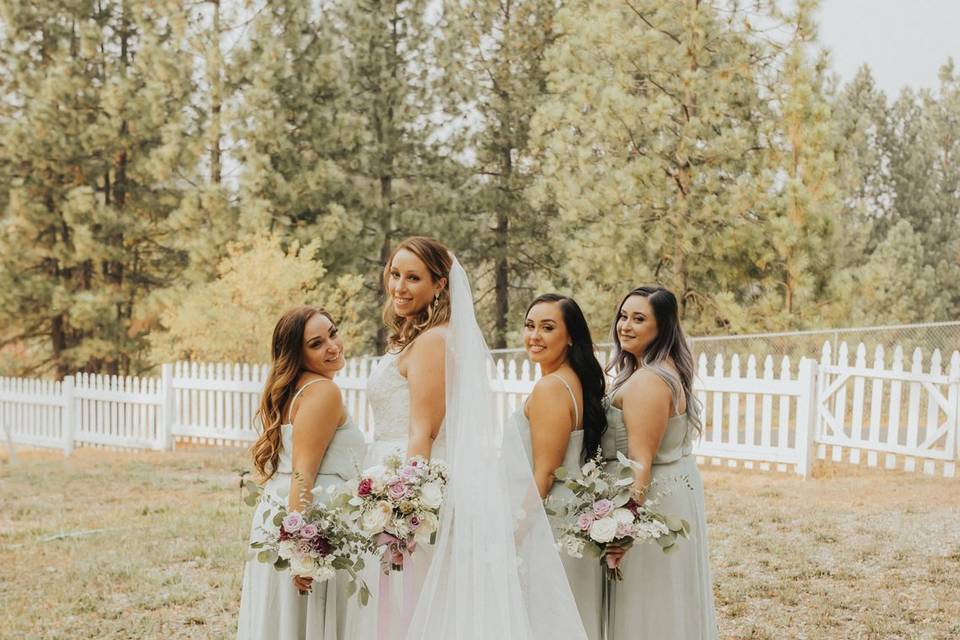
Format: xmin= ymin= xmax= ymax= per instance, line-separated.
xmin=1 ymin=449 xmax=958 ymax=639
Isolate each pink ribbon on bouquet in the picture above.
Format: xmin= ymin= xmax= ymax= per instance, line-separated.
xmin=376 ymin=533 xmax=418 ymax=640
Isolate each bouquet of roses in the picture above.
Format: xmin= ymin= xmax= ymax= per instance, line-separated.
xmin=549 ymin=452 xmax=691 ymax=581
xmin=243 ymin=478 xmax=374 ymax=604
xmin=336 ymin=453 xmax=448 ymax=573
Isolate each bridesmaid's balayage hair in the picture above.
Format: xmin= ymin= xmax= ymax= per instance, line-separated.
xmin=606 ymin=286 xmax=702 ymax=436
xmin=525 ymin=293 xmax=608 ymax=462
xmin=252 ymin=306 xmax=333 ymax=480
xmin=382 ymin=236 xmax=453 ymax=351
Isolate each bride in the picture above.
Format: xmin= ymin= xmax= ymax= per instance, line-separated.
xmin=345 ymin=236 xmax=587 ymax=640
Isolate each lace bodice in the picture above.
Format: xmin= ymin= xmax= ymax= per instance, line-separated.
xmin=366 ymin=352 xmax=447 ymax=453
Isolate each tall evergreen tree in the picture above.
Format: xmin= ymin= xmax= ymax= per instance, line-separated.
xmin=760 ymin=6 xmax=842 ymax=327
xmin=529 ymin=0 xmax=786 ymax=335
xmin=0 ymin=1 xmax=199 ymax=376
xmin=439 ymin=0 xmax=562 ymax=347
xmin=232 ymin=0 xmax=462 ymax=352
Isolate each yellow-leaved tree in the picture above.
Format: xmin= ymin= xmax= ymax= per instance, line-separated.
xmin=148 ymin=233 xmax=367 ymax=364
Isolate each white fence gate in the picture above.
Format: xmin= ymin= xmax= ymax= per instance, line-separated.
xmin=2 ymin=341 xmax=958 ymax=478
xmin=816 ymin=343 xmax=959 ymax=477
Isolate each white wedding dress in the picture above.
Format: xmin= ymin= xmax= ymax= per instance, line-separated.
xmin=341 ymin=350 xmax=447 ymax=640
xmin=345 ymin=258 xmax=587 ymax=640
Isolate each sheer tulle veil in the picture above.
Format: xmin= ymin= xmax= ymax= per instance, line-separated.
xmin=405 ymin=258 xmax=587 ymax=639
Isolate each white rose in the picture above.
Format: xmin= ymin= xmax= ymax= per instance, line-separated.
xmin=289 ymin=555 xmax=316 ymax=578
xmin=363 ymin=465 xmax=388 ymax=493
xmin=589 ymin=517 xmax=619 ymax=544
xmin=419 ymin=481 xmax=444 ymax=510
xmin=414 ymin=512 xmax=440 ymax=543
xmin=611 ymin=508 xmax=634 ymax=526
xmin=314 ymin=564 xmax=336 ymax=583
xmin=564 ymin=537 xmax=585 ymax=558
xmin=277 ymin=539 xmax=297 ymax=560
xmin=360 ymin=501 xmax=392 ymax=534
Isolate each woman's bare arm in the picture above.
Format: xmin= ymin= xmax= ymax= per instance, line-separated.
xmin=403 ymin=329 xmax=446 ymax=459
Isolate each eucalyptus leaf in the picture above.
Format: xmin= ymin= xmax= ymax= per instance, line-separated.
xmin=665 ymin=515 xmax=683 ymax=532
xmin=272 ymin=512 xmax=284 ymax=527
xmin=656 ymin=532 xmax=677 ymax=548
xmin=257 ymin=549 xmax=278 ymax=564
xmin=612 ymin=490 xmax=631 ymax=507
xmin=553 ymin=466 xmax=568 ymax=481
xmin=274 ymin=558 xmax=290 ymax=570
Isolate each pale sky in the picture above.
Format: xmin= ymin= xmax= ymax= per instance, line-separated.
xmin=816 ymin=0 xmax=960 ymax=98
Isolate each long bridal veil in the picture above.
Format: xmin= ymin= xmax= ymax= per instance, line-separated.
xmin=405 ymin=258 xmax=587 ymax=639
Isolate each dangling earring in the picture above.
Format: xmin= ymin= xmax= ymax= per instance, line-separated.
xmin=432 ymin=292 xmax=440 ymax=310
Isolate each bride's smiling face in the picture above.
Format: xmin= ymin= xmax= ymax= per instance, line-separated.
xmin=388 ymin=249 xmax=445 ymax=317
xmin=302 ymin=313 xmax=345 ymax=377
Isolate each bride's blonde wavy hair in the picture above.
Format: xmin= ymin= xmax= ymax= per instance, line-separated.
xmin=382 ymin=237 xmax=452 ymax=352
xmin=252 ymin=306 xmax=332 ymax=480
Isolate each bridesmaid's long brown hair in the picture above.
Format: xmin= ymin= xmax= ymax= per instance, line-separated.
xmin=252 ymin=306 xmax=332 ymax=480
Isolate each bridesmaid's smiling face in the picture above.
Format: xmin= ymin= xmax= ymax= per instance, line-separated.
xmin=388 ymin=249 xmax=446 ymax=317
xmin=523 ymin=301 xmax=570 ymax=368
xmin=616 ymin=295 xmax=658 ymax=359
xmin=302 ymin=313 xmax=345 ymax=377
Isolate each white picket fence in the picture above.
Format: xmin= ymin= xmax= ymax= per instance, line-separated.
xmin=2 ymin=341 xmax=958 ymax=478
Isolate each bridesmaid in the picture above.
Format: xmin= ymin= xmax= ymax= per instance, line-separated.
xmin=237 ymin=307 xmax=367 ymax=640
xmin=602 ymin=286 xmax=717 ymax=639
xmin=512 ymin=293 xmax=607 ymax=640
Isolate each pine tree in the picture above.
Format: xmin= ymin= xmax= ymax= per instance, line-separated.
xmin=760 ymin=5 xmax=843 ymax=328
xmin=438 ymin=0 xmax=563 ymax=347
xmin=0 ymin=1 xmax=199 ymax=376
xmin=529 ymin=0 xmax=785 ymax=335
xmin=232 ymin=0 xmax=463 ymax=353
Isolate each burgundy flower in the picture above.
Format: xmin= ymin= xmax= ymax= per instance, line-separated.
xmin=358 ymin=478 xmax=373 ymax=497
xmin=313 ymin=536 xmax=333 ymax=557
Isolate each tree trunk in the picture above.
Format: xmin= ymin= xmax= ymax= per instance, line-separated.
xmin=209 ymin=0 xmax=222 ymax=184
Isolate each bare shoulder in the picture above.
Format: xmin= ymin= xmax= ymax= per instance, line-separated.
xmin=530 ymin=373 xmax=569 ymax=401
xmin=622 ymin=368 xmax=672 ymax=404
xmin=293 ymin=378 xmax=343 ymax=421
xmin=408 ymin=326 xmax=447 ymax=359
xmin=416 ymin=325 xmax=448 ymax=347
xmin=401 ymin=325 xmax=447 ymax=374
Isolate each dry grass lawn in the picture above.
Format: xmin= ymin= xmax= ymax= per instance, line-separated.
xmin=1 ymin=447 xmax=958 ymax=639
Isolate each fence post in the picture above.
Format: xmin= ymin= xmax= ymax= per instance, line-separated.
xmin=62 ymin=375 xmax=76 ymax=456
xmin=3 ymin=419 xmax=16 ymax=464
xmin=948 ymin=352 xmax=960 ymax=478
xmin=795 ymin=358 xmax=819 ymax=478
xmin=158 ymin=363 xmax=175 ymax=451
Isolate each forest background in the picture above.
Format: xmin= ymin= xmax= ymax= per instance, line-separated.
xmin=1 ymin=0 xmax=958 ymax=378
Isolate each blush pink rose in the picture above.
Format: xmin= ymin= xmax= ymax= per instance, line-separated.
xmin=576 ymin=512 xmax=595 ymax=531
xmin=282 ymin=512 xmax=304 ymax=533
xmin=592 ymin=499 xmax=614 ymax=518
xmin=387 ymin=480 xmax=408 ymax=500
